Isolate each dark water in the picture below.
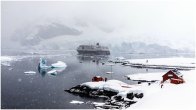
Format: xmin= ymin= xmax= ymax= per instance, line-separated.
xmin=1 ymin=50 xmax=194 ymax=109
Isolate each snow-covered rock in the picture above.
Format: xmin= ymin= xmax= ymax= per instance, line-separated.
xmin=66 ymin=79 xmax=144 ymax=109
xmin=127 ymin=70 xmax=196 ymax=110
xmin=81 ymin=80 xmax=134 ymax=93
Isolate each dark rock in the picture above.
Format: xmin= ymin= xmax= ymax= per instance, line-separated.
xmin=135 ymin=93 xmax=144 ymax=98
xmin=127 ymin=93 xmax=134 ymax=100
xmin=65 ymin=84 xmax=143 ymax=109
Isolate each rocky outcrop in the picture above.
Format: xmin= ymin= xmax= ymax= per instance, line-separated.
xmin=65 ymin=84 xmax=144 ymax=109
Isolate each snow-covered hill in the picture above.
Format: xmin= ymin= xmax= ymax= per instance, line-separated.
xmin=128 ymin=70 xmax=196 ymax=110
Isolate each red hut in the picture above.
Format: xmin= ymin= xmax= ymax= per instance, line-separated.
xmin=162 ymin=69 xmax=185 ymax=84
xmin=92 ymin=76 xmax=105 ymax=82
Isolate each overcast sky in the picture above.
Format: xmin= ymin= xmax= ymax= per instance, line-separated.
xmin=1 ymin=1 xmax=195 ymax=50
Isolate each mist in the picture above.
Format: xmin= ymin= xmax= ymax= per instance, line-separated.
xmin=1 ymin=1 xmax=195 ymax=51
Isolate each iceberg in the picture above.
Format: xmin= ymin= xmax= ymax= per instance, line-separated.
xmin=38 ymin=58 xmax=67 ymax=69
xmin=38 ymin=58 xmax=51 ymax=69
xmin=51 ymin=61 xmax=67 ymax=68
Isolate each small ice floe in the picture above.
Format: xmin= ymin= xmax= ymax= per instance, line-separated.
xmin=106 ymin=72 xmax=114 ymax=74
xmin=51 ymin=61 xmax=67 ymax=68
xmin=8 ymin=68 xmax=13 ymax=70
xmin=70 ymin=100 xmax=84 ymax=104
xmin=92 ymin=102 xmax=105 ymax=106
xmin=24 ymin=71 xmax=36 ymax=75
xmin=1 ymin=62 xmax=11 ymax=66
xmin=47 ymin=69 xmax=57 ymax=76
xmin=53 ymin=67 xmax=66 ymax=72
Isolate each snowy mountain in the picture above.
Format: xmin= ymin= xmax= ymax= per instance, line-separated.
xmin=5 ymin=20 xmax=194 ymax=54
xmin=111 ymin=42 xmax=193 ymax=54
xmin=10 ymin=22 xmax=82 ymax=49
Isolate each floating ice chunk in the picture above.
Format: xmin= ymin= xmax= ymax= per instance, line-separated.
xmin=106 ymin=72 xmax=114 ymax=74
xmin=51 ymin=61 xmax=67 ymax=68
xmin=70 ymin=100 xmax=84 ymax=104
xmin=1 ymin=62 xmax=11 ymax=66
xmin=0 ymin=56 xmax=13 ymax=62
xmin=92 ymin=102 xmax=105 ymax=106
xmin=47 ymin=69 xmax=57 ymax=76
xmin=24 ymin=71 xmax=36 ymax=75
xmin=8 ymin=68 xmax=13 ymax=70
xmin=1 ymin=56 xmax=15 ymax=66
xmin=53 ymin=67 xmax=66 ymax=72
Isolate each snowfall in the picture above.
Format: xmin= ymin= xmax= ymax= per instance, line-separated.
xmin=1 ymin=56 xmax=196 ymax=109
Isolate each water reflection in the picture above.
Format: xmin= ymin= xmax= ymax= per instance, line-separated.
xmin=77 ymin=55 xmax=109 ymax=65
xmin=38 ymin=66 xmax=47 ymax=77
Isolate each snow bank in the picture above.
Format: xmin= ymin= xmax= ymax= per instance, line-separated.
xmin=128 ymin=70 xmax=196 ymax=110
xmin=1 ymin=56 xmax=25 ymax=67
xmin=125 ymin=57 xmax=195 ymax=68
xmin=1 ymin=56 xmax=18 ymax=66
xmin=0 ymin=56 xmax=13 ymax=62
xmin=126 ymin=72 xmax=165 ymax=81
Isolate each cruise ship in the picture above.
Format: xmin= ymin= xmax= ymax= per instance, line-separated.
xmin=77 ymin=43 xmax=110 ymax=55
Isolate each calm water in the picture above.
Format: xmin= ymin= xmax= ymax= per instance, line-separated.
xmin=1 ymin=50 xmax=193 ymax=109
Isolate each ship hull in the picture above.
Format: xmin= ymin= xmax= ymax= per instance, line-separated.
xmin=77 ymin=50 xmax=110 ymax=55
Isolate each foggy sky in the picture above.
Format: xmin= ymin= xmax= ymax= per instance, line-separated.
xmin=1 ymin=1 xmax=195 ymax=50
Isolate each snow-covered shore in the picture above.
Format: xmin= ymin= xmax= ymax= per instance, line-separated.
xmin=0 ymin=56 xmax=13 ymax=62
xmin=0 ymin=56 xmax=18 ymax=66
xmin=127 ymin=70 xmax=196 ymax=110
xmin=124 ymin=57 xmax=195 ymax=70
xmin=126 ymin=72 xmax=164 ymax=81
xmin=67 ymin=69 xmax=196 ymax=109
